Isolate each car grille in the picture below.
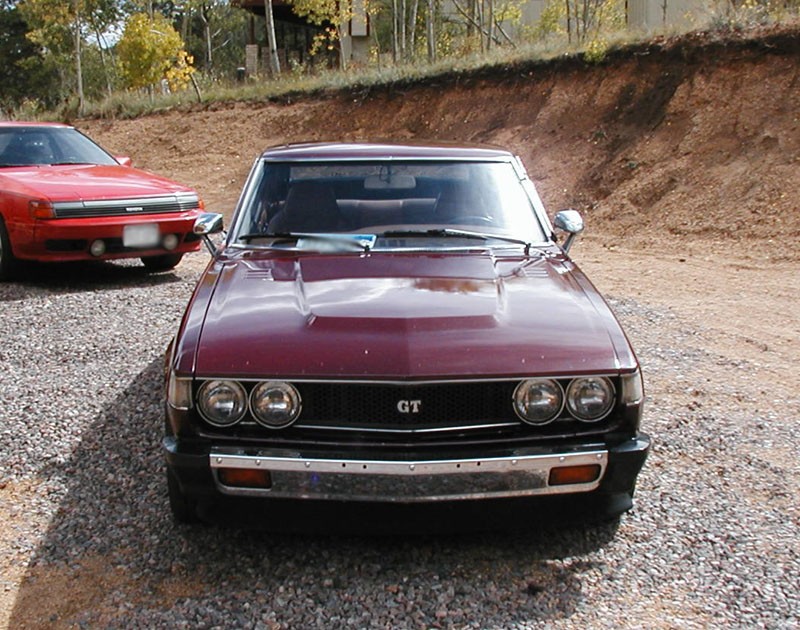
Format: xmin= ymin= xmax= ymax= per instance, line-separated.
xmin=294 ymin=381 xmax=520 ymax=432
xmin=52 ymin=193 xmax=200 ymax=218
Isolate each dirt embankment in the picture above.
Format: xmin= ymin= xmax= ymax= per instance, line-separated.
xmin=80 ymin=25 xmax=800 ymax=260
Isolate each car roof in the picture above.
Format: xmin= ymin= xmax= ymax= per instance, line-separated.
xmin=0 ymin=121 xmax=73 ymax=130
xmin=259 ymin=142 xmax=516 ymax=162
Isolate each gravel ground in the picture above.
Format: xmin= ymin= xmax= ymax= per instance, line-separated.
xmin=1 ymin=249 xmax=798 ymax=629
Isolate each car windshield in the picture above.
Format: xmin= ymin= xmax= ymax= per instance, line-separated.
xmin=230 ymin=160 xmax=549 ymax=251
xmin=0 ymin=127 xmax=118 ymax=167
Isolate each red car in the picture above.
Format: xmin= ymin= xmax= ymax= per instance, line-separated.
xmin=0 ymin=122 xmax=204 ymax=278
xmin=165 ymin=142 xmax=650 ymax=525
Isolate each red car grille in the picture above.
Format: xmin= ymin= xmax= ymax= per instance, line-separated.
xmin=52 ymin=193 xmax=199 ymax=218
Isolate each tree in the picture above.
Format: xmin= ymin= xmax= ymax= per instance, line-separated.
xmin=19 ymin=0 xmax=119 ymax=113
xmin=117 ymin=12 xmax=195 ymax=92
xmin=562 ymin=0 xmax=624 ymax=44
xmin=0 ymin=1 xmax=60 ymax=111
xmin=171 ymin=1 xmax=250 ymax=78
xmin=289 ymin=0 xmax=372 ymax=70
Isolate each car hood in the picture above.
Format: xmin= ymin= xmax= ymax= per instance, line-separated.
xmin=0 ymin=164 xmax=190 ymax=200
xmin=190 ymin=251 xmax=637 ymax=379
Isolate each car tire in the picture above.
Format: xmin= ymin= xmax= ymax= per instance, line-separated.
xmin=0 ymin=216 xmax=19 ymax=281
xmin=142 ymin=253 xmax=183 ymax=272
xmin=167 ymin=467 xmax=199 ymax=524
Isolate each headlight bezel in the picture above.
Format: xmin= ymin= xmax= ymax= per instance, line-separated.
xmin=196 ymin=379 xmax=248 ymax=427
xmin=565 ymin=376 xmax=616 ymax=423
xmin=513 ymin=378 xmax=565 ymax=425
xmin=249 ymin=381 xmax=302 ymax=429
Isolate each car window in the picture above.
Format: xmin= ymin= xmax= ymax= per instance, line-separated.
xmin=0 ymin=127 xmax=118 ymax=167
xmin=231 ymin=160 xmax=548 ymax=249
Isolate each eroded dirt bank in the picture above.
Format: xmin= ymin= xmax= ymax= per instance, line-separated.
xmin=81 ymin=25 xmax=800 ymax=258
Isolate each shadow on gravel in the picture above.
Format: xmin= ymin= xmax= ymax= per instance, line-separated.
xmin=10 ymin=358 xmax=620 ymax=629
xmin=0 ymin=259 xmax=181 ymax=300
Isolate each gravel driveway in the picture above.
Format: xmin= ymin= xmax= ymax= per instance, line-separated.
xmin=1 ymin=248 xmax=798 ymax=629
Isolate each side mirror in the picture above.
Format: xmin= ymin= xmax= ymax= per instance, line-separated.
xmin=115 ymin=156 xmax=132 ymax=167
xmin=553 ymin=209 xmax=584 ymax=253
xmin=193 ymin=212 xmax=224 ymax=254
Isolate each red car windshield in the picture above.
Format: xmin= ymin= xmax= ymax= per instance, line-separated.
xmin=232 ymin=160 xmax=548 ymax=249
xmin=0 ymin=127 xmax=118 ymax=167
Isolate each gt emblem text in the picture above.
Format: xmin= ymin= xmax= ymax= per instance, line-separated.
xmin=397 ymin=400 xmax=422 ymax=414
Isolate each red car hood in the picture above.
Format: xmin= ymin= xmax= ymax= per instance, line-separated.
xmin=193 ymin=251 xmax=637 ymax=379
xmin=0 ymin=164 xmax=191 ymax=200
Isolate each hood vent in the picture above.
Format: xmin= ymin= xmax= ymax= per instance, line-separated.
xmin=519 ymin=260 xmax=549 ymax=278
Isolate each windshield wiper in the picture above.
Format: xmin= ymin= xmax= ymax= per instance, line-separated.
xmin=380 ymin=228 xmax=532 ymax=252
xmin=238 ymin=231 xmax=373 ymax=251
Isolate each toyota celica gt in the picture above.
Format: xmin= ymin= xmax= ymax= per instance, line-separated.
xmin=164 ymin=142 xmax=650 ymax=525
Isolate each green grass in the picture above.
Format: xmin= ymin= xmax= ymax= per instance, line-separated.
xmin=14 ymin=11 xmax=800 ymax=121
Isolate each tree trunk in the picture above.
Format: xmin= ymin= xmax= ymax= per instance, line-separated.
xmin=400 ymin=0 xmax=407 ymax=60
xmin=476 ymin=0 xmax=484 ymax=52
xmin=426 ymin=0 xmax=435 ymax=63
xmin=94 ymin=29 xmax=112 ymax=97
xmin=566 ymin=0 xmax=572 ymax=44
xmin=486 ymin=0 xmax=494 ymax=51
xmin=391 ymin=0 xmax=399 ymax=63
xmin=200 ymin=4 xmax=213 ymax=70
xmin=263 ymin=0 xmax=281 ymax=75
xmin=73 ymin=6 xmax=84 ymax=115
xmin=408 ymin=0 xmax=419 ymax=58
xmin=336 ymin=24 xmax=348 ymax=71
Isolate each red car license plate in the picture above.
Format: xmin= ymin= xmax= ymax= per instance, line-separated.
xmin=123 ymin=223 xmax=160 ymax=248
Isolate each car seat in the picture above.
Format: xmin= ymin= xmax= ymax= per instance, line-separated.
xmin=268 ymin=181 xmax=345 ymax=232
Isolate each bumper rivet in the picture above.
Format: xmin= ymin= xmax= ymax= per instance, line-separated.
xmin=305 ymin=462 xmax=311 ymax=468
xmin=256 ymin=460 xmax=261 ymax=466
xmin=559 ymin=456 xmax=565 ymax=463
xmin=409 ymin=464 xmax=415 ymax=471
xmin=512 ymin=459 xmax=518 ymax=466
xmin=216 ymin=457 xmax=223 ymax=464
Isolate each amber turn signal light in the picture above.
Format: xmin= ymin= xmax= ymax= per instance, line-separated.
xmin=548 ymin=464 xmax=602 ymax=486
xmin=218 ymin=468 xmax=272 ymax=489
xmin=28 ymin=200 xmax=55 ymax=219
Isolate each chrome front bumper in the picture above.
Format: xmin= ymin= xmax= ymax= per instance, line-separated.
xmin=209 ymin=447 xmax=608 ymax=502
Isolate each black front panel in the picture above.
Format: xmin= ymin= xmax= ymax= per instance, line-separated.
xmin=296 ymin=381 xmax=518 ymax=431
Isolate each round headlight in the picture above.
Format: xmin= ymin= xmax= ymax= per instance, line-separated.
xmin=250 ymin=381 xmax=301 ymax=429
xmin=513 ymin=379 xmax=564 ymax=425
xmin=197 ymin=380 xmax=247 ymax=427
xmin=566 ymin=377 xmax=615 ymax=422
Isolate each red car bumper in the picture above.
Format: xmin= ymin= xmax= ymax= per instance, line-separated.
xmin=14 ymin=211 xmax=203 ymax=262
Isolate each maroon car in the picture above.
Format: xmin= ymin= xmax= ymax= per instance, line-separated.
xmin=165 ymin=142 xmax=650 ymax=524
xmin=0 ymin=122 xmax=204 ymax=278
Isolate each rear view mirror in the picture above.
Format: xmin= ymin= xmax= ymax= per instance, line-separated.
xmin=364 ymin=174 xmax=416 ymax=190
xmin=194 ymin=212 xmax=225 ymax=254
xmin=553 ymin=209 xmax=584 ymax=253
